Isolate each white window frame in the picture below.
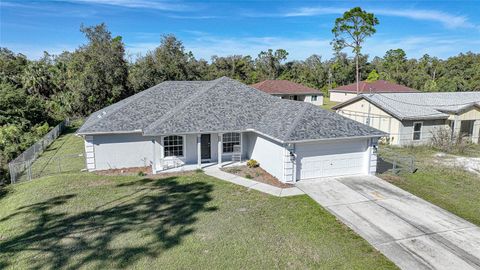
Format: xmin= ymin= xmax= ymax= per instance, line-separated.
xmin=413 ymin=122 xmax=422 ymax=141
xmin=222 ymin=132 xmax=242 ymax=154
xmin=162 ymin=135 xmax=185 ymax=158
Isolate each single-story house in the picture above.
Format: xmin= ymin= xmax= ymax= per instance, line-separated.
xmin=332 ymin=92 xmax=480 ymax=146
xmin=329 ymin=80 xmax=418 ymax=103
xmin=77 ymin=77 xmax=385 ymax=183
xmin=251 ymin=80 xmax=323 ymax=106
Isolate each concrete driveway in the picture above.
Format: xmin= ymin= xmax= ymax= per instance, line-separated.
xmin=296 ymin=175 xmax=480 ymax=270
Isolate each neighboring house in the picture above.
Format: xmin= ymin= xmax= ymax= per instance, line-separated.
xmin=77 ymin=77 xmax=384 ymax=183
xmin=329 ymin=80 xmax=418 ymax=103
xmin=251 ymin=80 xmax=324 ymax=106
xmin=332 ymin=92 xmax=480 ymax=146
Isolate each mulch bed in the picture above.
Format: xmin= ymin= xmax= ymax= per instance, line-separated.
xmin=222 ymin=165 xmax=293 ymax=188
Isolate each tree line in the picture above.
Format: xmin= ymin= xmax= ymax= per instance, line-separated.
xmin=1 ymin=22 xmax=479 ymax=181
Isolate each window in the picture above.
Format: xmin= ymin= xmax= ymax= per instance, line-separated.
xmin=222 ymin=132 xmax=240 ymax=153
xmin=413 ymin=122 xmax=422 ymax=141
xmin=311 ymin=95 xmax=317 ymax=101
xmin=164 ymin=135 xmax=183 ymax=157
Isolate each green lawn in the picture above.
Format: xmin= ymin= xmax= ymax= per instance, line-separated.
xmin=0 ymin=172 xmax=396 ymax=269
xmin=19 ymin=126 xmax=85 ymax=181
xmin=378 ymin=145 xmax=480 ymax=226
xmin=0 ymin=130 xmax=396 ymax=269
xmin=321 ymin=97 xmax=339 ymax=111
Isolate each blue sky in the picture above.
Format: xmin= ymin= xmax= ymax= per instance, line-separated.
xmin=1 ymin=0 xmax=479 ymax=61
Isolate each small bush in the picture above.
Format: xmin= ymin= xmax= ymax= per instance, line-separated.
xmin=137 ymin=171 xmax=146 ymax=177
xmin=195 ymin=168 xmax=204 ymax=173
xmin=245 ymin=174 xmax=253 ymax=179
xmin=247 ymin=159 xmax=259 ymax=168
xmin=430 ymin=127 xmax=471 ymax=154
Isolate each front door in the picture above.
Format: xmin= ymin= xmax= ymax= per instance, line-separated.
xmin=201 ymin=134 xmax=211 ymax=160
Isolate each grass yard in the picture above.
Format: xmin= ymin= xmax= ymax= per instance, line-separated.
xmin=19 ymin=125 xmax=85 ymax=181
xmin=0 ymin=130 xmax=396 ymax=269
xmin=378 ymin=145 xmax=480 ymax=226
xmin=0 ymin=173 xmax=396 ymax=269
xmin=321 ymin=97 xmax=339 ymax=111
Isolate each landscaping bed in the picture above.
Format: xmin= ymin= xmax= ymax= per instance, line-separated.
xmin=222 ymin=165 xmax=293 ymax=188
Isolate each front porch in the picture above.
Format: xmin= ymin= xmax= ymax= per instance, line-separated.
xmin=151 ymin=132 xmax=248 ymax=174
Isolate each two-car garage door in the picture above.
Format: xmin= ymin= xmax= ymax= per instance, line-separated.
xmin=296 ymin=139 xmax=368 ymax=179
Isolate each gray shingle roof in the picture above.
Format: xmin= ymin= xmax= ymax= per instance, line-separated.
xmin=78 ymin=77 xmax=385 ymax=142
xmin=333 ymin=92 xmax=480 ymax=120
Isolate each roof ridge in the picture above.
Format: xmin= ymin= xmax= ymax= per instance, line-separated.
xmin=144 ymin=78 xmax=222 ymax=133
xmin=282 ymin=102 xmax=310 ymax=141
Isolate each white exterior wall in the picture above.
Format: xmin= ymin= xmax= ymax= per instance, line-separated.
xmin=244 ymin=132 xmax=285 ymax=182
xmin=91 ymin=133 xmax=153 ymax=171
xmin=329 ymin=91 xmax=357 ymax=102
xmin=304 ymin=94 xmax=324 ymax=106
xmin=398 ymin=120 xmax=448 ymax=146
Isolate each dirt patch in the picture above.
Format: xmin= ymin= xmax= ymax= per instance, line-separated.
xmin=433 ymin=153 xmax=480 ymax=175
xmin=377 ymin=173 xmax=404 ymax=184
xmin=222 ymin=165 xmax=293 ymax=188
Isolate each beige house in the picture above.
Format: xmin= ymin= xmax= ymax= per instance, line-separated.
xmin=329 ymin=80 xmax=418 ymax=103
xmin=332 ymin=92 xmax=480 ymax=146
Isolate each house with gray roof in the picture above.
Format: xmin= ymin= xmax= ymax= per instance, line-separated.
xmin=78 ymin=77 xmax=384 ymax=182
xmin=332 ymin=92 xmax=480 ymax=146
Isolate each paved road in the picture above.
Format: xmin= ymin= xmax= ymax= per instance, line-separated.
xmin=296 ymin=175 xmax=480 ymax=270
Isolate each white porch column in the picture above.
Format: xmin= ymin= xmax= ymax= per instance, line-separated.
xmin=151 ymin=137 xmax=157 ymax=174
xmin=452 ymin=116 xmax=461 ymax=139
xmin=218 ymin=133 xmax=223 ymax=166
xmin=472 ymin=120 xmax=480 ymax=144
xmin=197 ymin=134 xmax=201 ymax=168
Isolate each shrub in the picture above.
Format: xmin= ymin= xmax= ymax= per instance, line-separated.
xmin=247 ymin=159 xmax=259 ymax=168
xmin=245 ymin=174 xmax=253 ymax=179
xmin=137 ymin=171 xmax=146 ymax=176
xmin=195 ymin=168 xmax=204 ymax=173
xmin=429 ymin=127 xmax=471 ymax=154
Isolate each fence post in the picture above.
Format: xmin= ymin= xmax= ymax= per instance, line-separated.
xmin=27 ymin=160 xmax=32 ymax=181
xmin=9 ymin=163 xmax=15 ymax=184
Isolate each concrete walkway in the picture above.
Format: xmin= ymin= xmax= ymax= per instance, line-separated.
xmin=204 ymin=167 xmax=304 ymax=197
xmin=296 ymin=175 xmax=480 ymax=270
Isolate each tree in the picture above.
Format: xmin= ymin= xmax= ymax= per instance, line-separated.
xmin=255 ymin=49 xmax=288 ymax=80
xmin=209 ymin=55 xmax=254 ymax=83
xmin=366 ymin=69 xmax=379 ymax=82
xmin=332 ymin=7 xmax=379 ymax=94
xmin=381 ymin=49 xmax=407 ymax=84
xmin=67 ymin=23 xmax=129 ymax=115
xmin=128 ymin=35 xmax=203 ymax=92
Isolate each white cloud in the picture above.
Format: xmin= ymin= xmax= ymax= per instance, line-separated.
xmin=372 ymin=8 xmax=477 ymax=30
xmin=278 ymin=6 xmax=478 ymax=30
xmin=63 ymin=0 xmax=189 ymax=11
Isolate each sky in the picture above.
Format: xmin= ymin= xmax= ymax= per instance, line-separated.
xmin=1 ymin=0 xmax=479 ymax=61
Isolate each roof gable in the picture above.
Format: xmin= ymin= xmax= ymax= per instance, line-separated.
xmin=333 ymin=92 xmax=480 ymax=120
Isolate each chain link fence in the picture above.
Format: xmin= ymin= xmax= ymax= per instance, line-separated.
xmin=377 ymin=148 xmax=417 ymax=175
xmin=7 ymin=119 xmax=84 ymax=183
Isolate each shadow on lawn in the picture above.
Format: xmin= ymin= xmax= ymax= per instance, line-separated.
xmin=0 ymin=176 xmax=216 ymax=269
